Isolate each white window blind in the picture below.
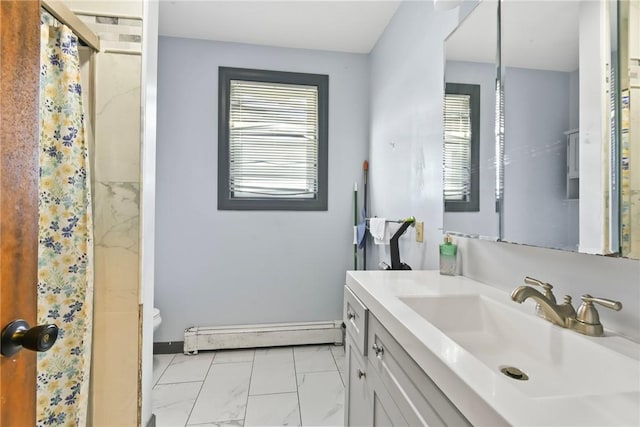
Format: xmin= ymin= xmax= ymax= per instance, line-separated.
xmin=494 ymin=79 xmax=504 ymax=202
xmin=443 ymin=93 xmax=472 ymax=201
xmin=228 ymin=80 xmax=319 ymax=199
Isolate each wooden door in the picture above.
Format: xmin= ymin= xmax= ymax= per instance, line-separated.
xmin=0 ymin=1 xmax=41 ymax=425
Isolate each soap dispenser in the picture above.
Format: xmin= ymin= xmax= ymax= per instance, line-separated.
xmin=439 ymin=234 xmax=457 ymax=276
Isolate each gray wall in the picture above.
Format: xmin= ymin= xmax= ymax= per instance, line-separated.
xmin=154 ymin=0 xmax=640 ymax=344
xmin=368 ymin=1 xmax=640 ymax=340
xmin=155 ymin=37 xmax=369 ymax=342
xmin=502 ymin=66 xmax=575 ymax=250
xmin=569 ymin=69 xmax=580 ymax=130
xmin=443 ymin=60 xmax=498 ymax=238
xmin=367 ymin=0 xmax=458 ymax=271
xmin=568 ymin=68 xmax=580 ymax=247
xmin=444 ymin=62 xmax=580 ymax=248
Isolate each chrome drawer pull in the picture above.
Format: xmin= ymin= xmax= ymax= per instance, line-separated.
xmin=357 ymin=369 xmax=366 ymax=379
xmin=372 ymin=343 xmax=384 ymax=358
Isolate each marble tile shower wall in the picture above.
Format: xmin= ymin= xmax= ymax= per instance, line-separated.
xmin=77 ymin=14 xmax=143 ymax=54
xmin=76 ymin=9 xmax=144 ymax=426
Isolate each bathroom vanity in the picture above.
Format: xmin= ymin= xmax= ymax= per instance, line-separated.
xmin=344 ymin=285 xmax=472 ymax=426
xmin=343 ymin=271 xmax=640 ymax=426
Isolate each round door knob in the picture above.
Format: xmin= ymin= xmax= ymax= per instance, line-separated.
xmin=1 ymin=319 xmax=59 ymax=357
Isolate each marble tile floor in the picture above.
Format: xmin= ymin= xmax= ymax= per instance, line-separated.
xmin=152 ymin=345 xmax=346 ymax=427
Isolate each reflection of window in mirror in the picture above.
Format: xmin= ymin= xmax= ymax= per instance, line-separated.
xmin=444 ymin=83 xmax=480 ymax=212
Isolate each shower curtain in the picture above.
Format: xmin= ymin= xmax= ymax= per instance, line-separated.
xmin=37 ymin=12 xmax=94 ymax=426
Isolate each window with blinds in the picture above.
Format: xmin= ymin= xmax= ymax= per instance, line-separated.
xmin=444 ymin=83 xmax=480 ymax=212
xmin=218 ymin=67 xmax=328 ymax=210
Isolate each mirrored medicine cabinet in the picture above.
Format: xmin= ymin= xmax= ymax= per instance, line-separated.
xmin=443 ymin=0 xmax=499 ymax=240
xmin=443 ymin=0 xmax=639 ymax=260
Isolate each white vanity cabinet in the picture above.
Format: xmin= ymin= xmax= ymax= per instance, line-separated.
xmin=343 ymin=286 xmax=471 ymax=427
xmin=344 ymin=317 xmax=407 ymax=427
xmin=344 ymin=287 xmax=373 ymax=426
xmin=365 ymin=361 xmax=409 ymax=426
xmin=345 ymin=338 xmax=372 ymax=426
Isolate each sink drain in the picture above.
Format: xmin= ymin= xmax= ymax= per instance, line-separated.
xmin=500 ymin=366 xmax=529 ymax=381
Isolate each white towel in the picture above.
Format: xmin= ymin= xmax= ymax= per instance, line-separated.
xmin=369 ymin=218 xmax=387 ymax=245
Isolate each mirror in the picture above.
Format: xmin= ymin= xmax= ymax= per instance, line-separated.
xmin=500 ymin=0 xmax=620 ymax=255
xmin=620 ymin=0 xmax=640 ymax=259
xmin=442 ymin=0 xmax=500 ymax=239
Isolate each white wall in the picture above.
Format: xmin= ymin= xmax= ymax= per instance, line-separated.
xmin=368 ymin=0 xmax=640 ymax=340
xmin=155 ymin=37 xmax=369 ymax=342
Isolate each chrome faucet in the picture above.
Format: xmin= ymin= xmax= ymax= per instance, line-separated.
xmin=510 ymin=276 xmax=622 ymax=337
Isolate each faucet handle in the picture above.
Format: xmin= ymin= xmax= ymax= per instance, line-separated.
xmin=580 ymin=295 xmax=622 ymax=311
xmin=524 ymin=276 xmax=556 ymax=303
xmin=577 ymin=294 xmax=622 ymax=323
xmin=572 ymin=295 xmax=622 ymax=337
xmin=524 ymin=276 xmax=553 ymax=290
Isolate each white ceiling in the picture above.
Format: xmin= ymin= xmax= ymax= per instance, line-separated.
xmin=502 ymin=0 xmax=580 ymax=72
xmin=445 ymin=0 xmax=497 ymax=65
xmin=447 ymin=0 xmax=580 ymax=73
xmin=159 ymin=0 xmax=401 ymax=54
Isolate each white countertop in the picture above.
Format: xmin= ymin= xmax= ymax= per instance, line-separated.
xmin=346 ymin=270 xmax=640 ymax=427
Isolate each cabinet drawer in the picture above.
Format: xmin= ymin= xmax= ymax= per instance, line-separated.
xmin=368 ymin=315 xmax=471 ymax=427
xmin=344 ymin=286 xmax=368 ymax=356
xmin=345 ymin=336 xmax=372 ymax=426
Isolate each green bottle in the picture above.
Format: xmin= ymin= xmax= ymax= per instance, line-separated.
xmin=439 ymin=234 xmax=457 ymax=276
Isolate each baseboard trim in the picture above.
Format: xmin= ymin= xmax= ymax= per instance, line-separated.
xmin=184 ymin=320 xmax=343 ymax=354
xmin=153 ymin=341 xmax=184 ymax=354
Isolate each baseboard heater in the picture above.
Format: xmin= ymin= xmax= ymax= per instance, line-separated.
xmin=183 ymin=320 xmax=344 ymax=354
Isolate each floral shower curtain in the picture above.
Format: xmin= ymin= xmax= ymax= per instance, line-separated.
xmin=37 ymin=11 xmax=94 ymax=426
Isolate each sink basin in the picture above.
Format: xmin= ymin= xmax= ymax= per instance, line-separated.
xmin=400 ymin=294 xmax=640 ymax=398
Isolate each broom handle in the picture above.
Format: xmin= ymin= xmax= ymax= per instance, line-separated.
xmin=353 ymin=182 xmax=358 ymax=270
xmin=363 ymin=160 xmax=368 ymax=270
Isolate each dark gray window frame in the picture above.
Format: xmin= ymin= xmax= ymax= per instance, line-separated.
xmin=218 ymin=66 xmax=329 ymax=211
xmin=444 ymin=82 xmax=480 ymax=213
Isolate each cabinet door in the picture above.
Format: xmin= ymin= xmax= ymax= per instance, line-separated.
xmin=345 ymin=336 xmax=372 ymax=426
xmin=368 ymin=315 xmax=471 ymax=427
xmin=567 ymin=132 xmax=579 ymax=178
xmin=566 ymin=131 xmax=579 ymax=199
xmin=367 ymin=364 xmax=409 ymax=427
